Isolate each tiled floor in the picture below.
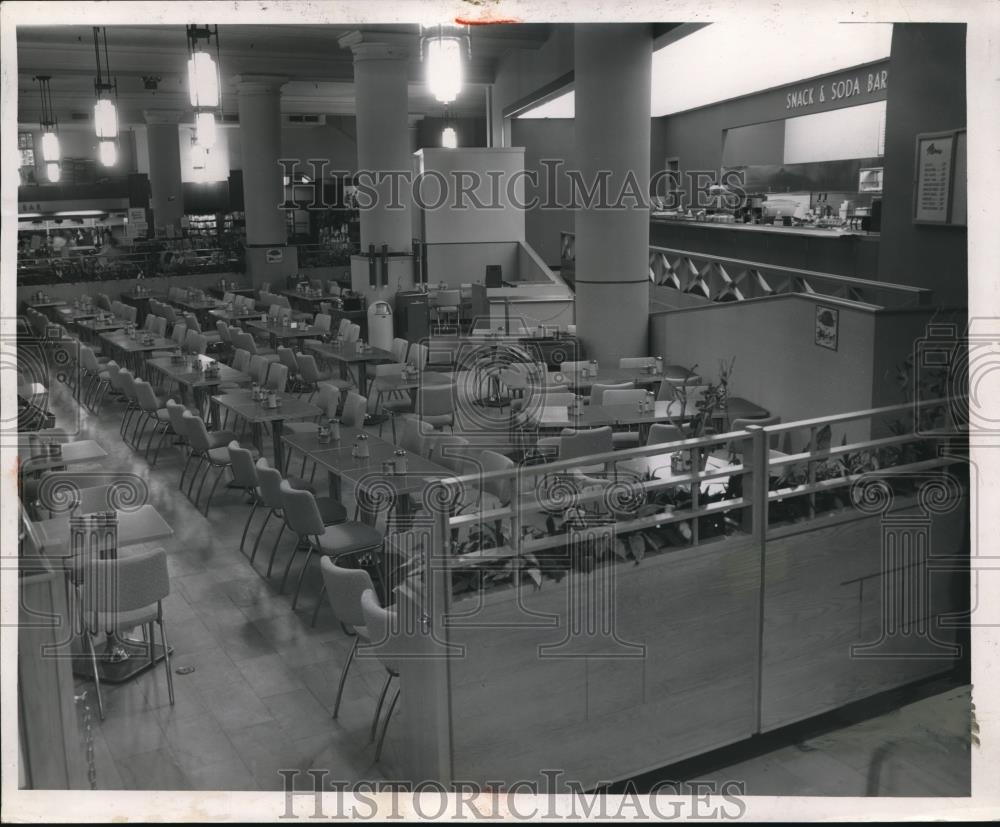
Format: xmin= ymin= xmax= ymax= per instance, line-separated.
xmin=28 ymin=346 xmax=970 ymax=795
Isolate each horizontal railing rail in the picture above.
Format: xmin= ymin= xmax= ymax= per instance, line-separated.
xmin=16 ymin=247 xmax=245 ymax=284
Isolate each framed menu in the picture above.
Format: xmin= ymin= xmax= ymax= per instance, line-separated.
xmin=913 ymin=129 xmax=964 ymax=225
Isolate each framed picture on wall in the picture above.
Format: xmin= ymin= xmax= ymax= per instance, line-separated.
xmin=913 ymin=130 xmax=960 ymax=224
xmin=815 ymin=305 xmax=839 ymax=351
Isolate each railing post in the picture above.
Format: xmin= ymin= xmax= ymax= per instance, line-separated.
xmin=807 ymin=425 xmax=817 ymax=519
xmin=742 ymin=425 xmax=768 ymax=541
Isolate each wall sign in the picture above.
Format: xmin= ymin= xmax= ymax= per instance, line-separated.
xmin=265 ymin=248 xmax=283 ymax=263
xmin=815 ymin=305 xmax=839 ymax=351
xmin=913 ymin=129 xmax=965 ymax=225
xmin=785 ymin=67 xmax=888 ymax=111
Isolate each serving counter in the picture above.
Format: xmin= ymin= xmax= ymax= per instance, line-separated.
xmin=650 ymin=216 xmax=880 ymax=279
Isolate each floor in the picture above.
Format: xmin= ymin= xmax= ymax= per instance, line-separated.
xmin=24 ymin=337 xmax=971 ymax=795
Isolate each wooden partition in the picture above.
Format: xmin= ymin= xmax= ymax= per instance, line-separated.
xmin=388 ymin=400 xmax=967 ymax=788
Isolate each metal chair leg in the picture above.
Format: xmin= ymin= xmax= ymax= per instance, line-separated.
xmin=370 ymin=671 xmax=393 ymax=742
xmin=265 ymin=523 xmax=287 ymax=578
xmin=159 ymin=615 xmax=175 ymax=706
xmin=290 ymin=544 xmax=316 ymax=610
xmin=249 ymin=510 xmax=273 ymax=565
xmin=332 ymin=636 xmax=359 ymax=719
xmin=310 ymin=583 xmax=326 ymax=627
xmin=84 ymin=631 xmax=105 ymax=720
xmin=374 ymin=686 xmax=400 ymax=761
xmin=240 ymin=499 xmax=258 ymax=553
xmin=202 ymin=465 xmax=227 ymax=515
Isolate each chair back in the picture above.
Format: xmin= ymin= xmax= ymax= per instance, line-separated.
xmin=315 ymin=383 xmax=341 ymax=418
xmin=162 ymin=304 xmax=178 ymax=324
xmin=277 ymin=346 xmax=298 ymax=372
xmin=590 ymin=381 xmax=634 ymax=406
xmin=647 ymin=423 xmax=684 ymax=446
xmin=190 ymin=332 xmax=209 ymax=355
xmin=183 ymin=313 xmax=202 ymax=333
xmin=435 ymin=289 xmax=460 ymax=309
xmin=559 ymin=360 xmax=589 ymax=373
xmin=314 ymin=313 xmax=332 ymax=334
xmin=295 ymin=353 xmax=321 ymax=383
xmin=144 ymin=313 xmax=157 ymax=332
xmin=166 ymin=399 xmax=189 ymax=437
xmin=408 ymin=342 xmax=429 ymax=370
xmin=254 ymin=459 xmax=284 ymax=508
xmin=398 ymin=415 xmax=428 ymax=456
xmin=321 ymin=557 xmax=375 ymax=630
xmin=232 ymin=348 xmax=252 ymax=374
xmin=96 ymin=293 xmax=112 ymax=311
xmin=391 ymin=338 xmax=410 ymax=363
xmin=417 ymin=384 xmax=454 ymax=418
xmin=80 ymin=346 xmax=100 ymax=373
xmin=279 ymin=480 xmax=326 ymax=536
xmin=171 ymin=323 xmax=188 ymax=346
xmin=337 ymin=318 xmax=352 ymax=337
xmin=428 ymin=434 xmax=473 ymax=474
xmin=560 ymin=427 xmax=614 ymax=461
xmin=134 ymin=379 xmax=163 ymax=412
xmin=248 ymin=355 xmax=269 ymax=385
xmin=150 ymin=315 xmax=167 ymax=337
xmin=118 ymin=369 xmax=137 ymax=402
xmin=82 ymin=547 xmax=170 ymax=622
xmin=227 ymin=441 xmax=259 ymax=487
xmin=480 ymin=450 xmax=513 ymax=504
xmin=232 ymin=330 xmax=257 ymax=354
xmin=341 ymin=391 xmax=367 ymax=427
xmin=264 ymin=362 xmax=288 ymax=392
xmin=731 ymin=415 xmax=783 ymax=451
xmin=216 ymin=320 xmax=231 ymax=343
xmin=602 ymin=389 xmax=645 ymax=407
xmin=360 ymin=587 xmax=399 ymax=670
xmin=344 ymin=323 xmax=361 ymax=343
xmin=181 ymin=410 xmax=214 ymax=452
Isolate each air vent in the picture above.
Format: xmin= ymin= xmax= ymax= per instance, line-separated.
xmin=284 ymin=114 xmax=326 ymax=126
xmin=70 ymin=112 xmax=91 ymax=121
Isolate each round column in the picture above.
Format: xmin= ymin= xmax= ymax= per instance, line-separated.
xmin=144 ymin=111 xmax=185 ymax=236
xmin=342 ymin=36 xmax=412 ymax=251
xmin=574 ymin=24 xmax=652 ymax=364
xmin=236 ymin=75 xmax=287 ymax=246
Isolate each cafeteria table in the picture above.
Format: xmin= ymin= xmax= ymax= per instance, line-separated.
xmin=99 ymin=330 xmax=177 ymax=376
xmin=558 ymin=367 xmax=680 ymax=393
xmin=306 ymin=340 xmax=395 ymax=395
xmin=55 ymin=306 xmax=100 ymax=324
xmin=19 ymin=439 xmax=108 ymax=474
xmin=279 ymin=289 xmax=330 ymax=314
xmin=209 ymin=307 xmax=266 ymax=326
xmin=526 ymin=400 xmax=699 ymax=441
xmin=245 ymin=318 xmax=328 ymax=351
xmin=211 ymin=390 xmax=322 ymax=471
xmin=147 ymin=354 xmax=249 ymax=425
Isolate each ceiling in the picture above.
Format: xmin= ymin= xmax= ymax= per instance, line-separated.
xmin=16 ymin=23 xmax=554 ymax=125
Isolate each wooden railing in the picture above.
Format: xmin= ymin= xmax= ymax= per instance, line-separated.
xmin=560 ymin=231 xmax=933 ymax=308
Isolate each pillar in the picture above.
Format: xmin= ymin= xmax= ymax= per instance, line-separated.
xmin=236 ymin=75 xmax=296 ymax=283
xmin=144 ymin=111 xmax=184 ymax=236
xmin=340 ymin=33 xmax=414 ymax=299
xmin=573 ymin=24 xmax=652 ymax=364
xmin=341 ymin=33 xmax=412 ymax=252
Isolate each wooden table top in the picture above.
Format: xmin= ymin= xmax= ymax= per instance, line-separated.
xmin=20 ymin=439 xmax=108 ymax=471
xmin=34 ymin=503 xmax=174 ymax=550
xmin=99 ymin=331 xmax=175 ymax=352
xmin=147 ymin=355 xmax=248 ymax=389
xmin=212 ymin=391 xmax=321 ymax=423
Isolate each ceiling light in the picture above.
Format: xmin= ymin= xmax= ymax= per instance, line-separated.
xmin=98 ymin=140 xmax=117 ymax=167
xmin=45 ymin=162 xmax=61 ymax=183
xmin=421 ymin=25 xmax=470 ymax=104
xmin=92 ymin=27 xmax=119 ymax=139
xmin=187 ymin=26 xmax=221 ymax=109
xmin=35 ymin=75 xmax=61 ymax=163
xmin=191 ymin=141 xmax=208 ymax=171
xmin=195 ymin=111 xmax=217 ymax=148
xmin=441 ymin=126 xmax=457 ymax=148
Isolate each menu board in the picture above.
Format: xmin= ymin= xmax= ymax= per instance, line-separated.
xmin=913 ymin=130 xmax=961 ymax=225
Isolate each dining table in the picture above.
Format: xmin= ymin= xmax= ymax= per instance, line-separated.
xmin=99 ymin=330 xmax=177 ymax=376
xmin=19 ymin=439 xmax=109 ymax=475
xmin=147 ymin=354 xmax=249 ymax=425
xmin=557 ymin=366 xmax=688 ymax=393
xmin=279 ymin=289 xmax=329 ymax=313
xmin=526 ymin=399 xmax=699 ymax=434
xmin=209 ymin=306 xmax=266 ymax=326
xmin=306 ymin=340 xmax=395 ymax=394
xmin=245 ymin=318 xmax=328 ymax=351
xmin=211 ymin=390 xmax=322 ymax=471
xmin=55 ymin=305 xmax=100 ymax=324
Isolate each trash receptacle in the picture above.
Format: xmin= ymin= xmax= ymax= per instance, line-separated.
xmin=367 ymin=300 xmax=394 ymax=352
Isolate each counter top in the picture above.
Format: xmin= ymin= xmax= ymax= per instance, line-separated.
xmin=651 ymin=215 xmax=879 ymax=240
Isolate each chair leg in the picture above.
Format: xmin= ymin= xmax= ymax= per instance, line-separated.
xmin=265 ymin=523 xmax=287 ymax=578
xmin=179 ymin=449 xmax=196 ymax=491
xmin=374 ymin=686 xmax=400 ymax=761
xmin=84 ymin=632 xmax=105 ymax=721
xmin=284 ymin=539 xmax=312 ymax=602
xmin=150 ymin=425 xmax=172 ymax=466
xmin=370 ymin=671 xmax=393 ymax=742
xmin=332 ymin=636 xmax=359 ymax=719
xmin=240 ymin=500 xmax=258 ymax=553
xmin=249 ymin=510 xmax=273 ymax=565
xmin=158 ymin=616 xmax=175 ymax=706
xmin=202 ymin=465 xmax=227 ymax=515
xmin=309 ymin=583 xmax=327 ymax=627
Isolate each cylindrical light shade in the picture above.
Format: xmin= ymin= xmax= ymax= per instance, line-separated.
xmin=441 ymin=126 xmax=458 ymax=148
xmin=98 ymin=140 xmax=117 ymax=167
xmin=195 ymin=111 xmax=217 ymax=148
xmin=191 ymin=142 xmax=208 ymax=170
xmin=187 ymin=51 xmax=219 ymax=108
xmin=426 ymin=38 xmax=462 ymax=103
xmin=94 ymin=98 xmax=118 ymax=139
xmin=41 ymin=130 xmax=60 ymax=162
xmin=45 ymin=162 xmax=61 ymax=182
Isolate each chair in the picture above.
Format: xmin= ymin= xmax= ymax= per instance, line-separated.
xmin=416 ymin=383 xmax=455 ymax=431
xmin=279 ymin=481 xmax=383 ymax=614
xmin=263 ymin=361 xmax=289 ymax=393
xmin=407 ymin=342 xmax=429 ymax=372
xmin=518 ymin=391 xmax=577 ymax=457
xmin=601 ymin=388 xmax=647 ymax=449
xmin=432 ymin=289 xmax=461 ymax=334
xmin=618 ymin=357 xmax=656 ymax=370
xmin=319 ymin=557 xmax=377 ymax=719
xmin=227 ymin=442 xmax=264 ymax=555
xmin=232 ymin=329 xmax=278 ymax=361
xmin=391 ymin=338 xmax=410 ymax=364
xmin=182 ymin=410 xmax=242 ymax=514
xmin=313 ymin=313 xmax=332 ymax=336
xmin=150 ymin=315 xmax=168 ymax=338
xmin=343 ymin=323 xmax=361 ymax=344
xmin=647 ymin=423 xmax=684 ymax=446
xmin=359 ymin=587 xmax=401 ymax=759
xmin=79 ymin=547 xmax=174 ymax=720
xmin=730 ymin=415 xmax=786 ymax=457
xmin=170 ymin=323 xmax=188 ymax=349
xmin=397 ymin=414 xmax=431 ymax=457
xmin=560 ymin=426 xmax=615 ymax=474
xmin=340 ymin=391 xmax=368 ymax=428
xmin=78 ymin=346 xmax=111 ymax=412
xmin=590 ymin=381 xmax=634 ymax=406
xmin=132 ymin=380 xmax=173 ymax=462
xmin=295 ymin=352 xmax=338 ymax=400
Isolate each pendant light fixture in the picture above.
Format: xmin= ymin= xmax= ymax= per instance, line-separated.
xmin=187 ymin=25 xmax=223 ymax=152
xmin=92 ymin=27 xmax=120 ymax=166
xmin=441 ymin=126 xmax=458 ymax=148
xmin=420 ymin=24 xmax=470 ymax=104
xmin=35 ymin=75 xmax=60 ymax=181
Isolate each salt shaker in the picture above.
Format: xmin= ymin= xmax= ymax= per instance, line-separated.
xmin=394 ymin=448 xmax=407 ymax=474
